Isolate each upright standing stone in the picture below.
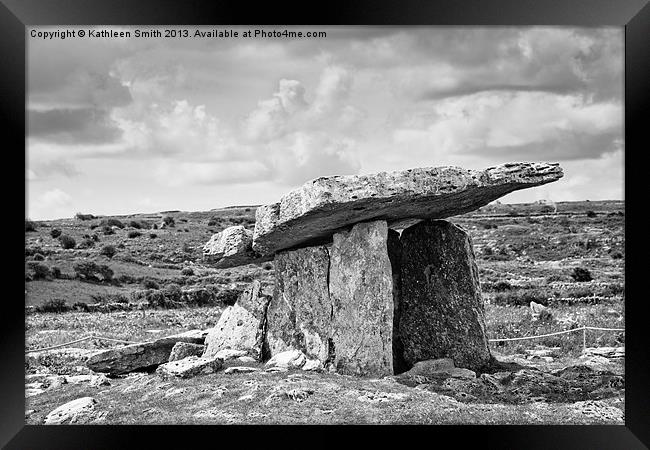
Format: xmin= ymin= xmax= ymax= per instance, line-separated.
xmin=265 ymin=245 xmax=332 ymax=362
xmin=329 ymin=220 xmax=395 ymax=377
xmin=398 ymin=219 xmax=491 ymax=371
xmin=203 ymin=280 xmax=271 ymax=361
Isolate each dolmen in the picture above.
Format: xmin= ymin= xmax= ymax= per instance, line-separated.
xmin=202 ymin=162 xmax=563 ymax=377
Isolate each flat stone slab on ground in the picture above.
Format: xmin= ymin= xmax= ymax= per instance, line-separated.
xmin=157 ymin=356 xmax=223 ymax=379
xmin=252 ymin=162 xmax=563 ymax=256
xmin=86 ymin=329 xmax=209 ymax=376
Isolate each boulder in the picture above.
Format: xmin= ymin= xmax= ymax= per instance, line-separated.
xmin=86 ymin=330 xmax=208 ymax=376
xmin=402 ymin=358 xmax=477 ymax=380
xmin=44 ymin=397 xmax=98 ymax=425
xmin=168 ymin=342 xmax=206 ymax=362
xmin=329 ymin=220 xmax=396 ymax=377
xmin=156 ymin=356 xmax=223 ymax=379
xmin=203 ymin=225 xmax=272 ymax=268
xmin=264 ymin=349 xmax=307 ymax=369
xmin=265 ymin=245 xmax=332 ymax=362
xmin=397 ymin=220 xmax=491 ymax=372
xmin=203 ymin=280 xmax=271 ymax=361
xmin=252 ymin=162 xmax=563 ymax=256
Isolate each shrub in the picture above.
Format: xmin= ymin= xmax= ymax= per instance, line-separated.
xmin=142 ymin=278 xmax=160 ymax=290
xmin=492 ymin=289 xmax=550 ymax=307
xmin=27 ymin=262 xmax=51 ymax=280
xmin=570 ymin=267 xmax=593 ymax=282
xmin=90 ymin=293 xmax=129 ymax=304
xmin=38 ymin=299 xmax=69 ymax=313
xmin=127 ymin=231 xmax=142 ymax=239
xmin=586 ymin=210 xmax=597 ymax=218
xmin=75 ymin=213 xmax=95 ymax=221
xmin=149 ymin=233 xmax=157 ymax=239
xmin=101 ymin=225 xmax=115 ymax=235
xmin=51 ymin=267 xmax=61 ymax=278
xmin=129 ymin=220 xmax=142 ymax=229
xmin=72 ymin=301 xmax=90 ymax=312
xmin=89 ymin=223 xmax=99 ymax=230
xmin=32 ymin=253 xmax=45 ymax=261
xmin=77 ymin=238 xmax=95 ymax=249
xmin=117 ymin=243 xmax=125 ymax=249
xmin=100 ymin=218 xmax=124 ymax=229
xmin=25 ymin=220 xmax=37 ymax=232
xmin=59 ymin=235 xmax=76 ymax=249
xmin=181 ymin=267 xmax=194 ymax=276
xmin=91 ymin=234 xmax=100 ymax=242
xmin=493 ymin=281 xmax=512 ymax=292
xmin=207 ymin=218 xmax=218 ymax=226
xmin=481 ymin=246 xmax=494 ymax=256
xmin=610 ymin=250 xmax=623 ymax=260
xmin=182 ymin=242 xmax=192 ymax=253
xmin=163 ymin=283 xmax=183 ymax=302
xmin=217 ymin=289 xmax=241 ymax=306
xmin=50 ymin=229 xmax=62 ymax=238
xmin=100 ymin=245 xmax=117 ymax=258
xmin=152 ymin=223 xmax=158 ymax=230
xmin=162 ymin=216 xmax=175 ymax=227
xmin=73 ymin=261 xmax=114 ymax=282
xmin=262 ymin=262 xmax=273 ymax=271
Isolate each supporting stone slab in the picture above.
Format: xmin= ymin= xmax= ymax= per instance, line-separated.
xmin=329 ymin=220 xmax=395 ymax=377
xmin=397 ymin=220 xmax=491 ymax=372
xmin=265 ymin=245 xmax=332 ymax=362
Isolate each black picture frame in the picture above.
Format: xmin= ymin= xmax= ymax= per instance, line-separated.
xmin=3 ymin=0 xmax=648 ymax=447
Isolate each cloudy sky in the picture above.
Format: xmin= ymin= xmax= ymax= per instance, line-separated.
xmin=27 ymin=26 xmax=624 ymax=220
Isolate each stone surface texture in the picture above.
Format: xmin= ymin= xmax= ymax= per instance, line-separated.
xmin=203 ymin=280 xmax=271 ymax=361
xmin=156 ymin=356 xmax=223 ymax=379
xmin=86 ymin=330 xmax=208 ymax=376
xmin=329 ymin=220 xmax=395 ymax=377
xmin=252 ymin=162 xmax=563 ymax=255
xmin=265 ymin=245 xmax=332 ymax=362
xmin=398 ymin=219 xmax=491 ymax=371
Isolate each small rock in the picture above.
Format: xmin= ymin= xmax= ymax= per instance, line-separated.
xmin=224 ymin=366 xmax=261 ymax=374
xmin=265 ymin=350 xmax=307 ymax=369
xmin=236 ymin=356 xmax=257 ymax=364
xmin=44 ymin=397 xmax=97 ymax=425
xmin=156 ymin=356 xmax=223 ymax=379
xmin=168 ymin=342 xmax=205 ymax=362
xmin=302 ymin=359 xmax=322 ymax=371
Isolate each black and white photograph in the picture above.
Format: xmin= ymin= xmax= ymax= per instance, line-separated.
xmin=23 ymin=24 xmax=628 ymax=426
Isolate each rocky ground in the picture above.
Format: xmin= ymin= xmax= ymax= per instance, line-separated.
xmin=24 ymin=199 xmax=625 ymax=424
